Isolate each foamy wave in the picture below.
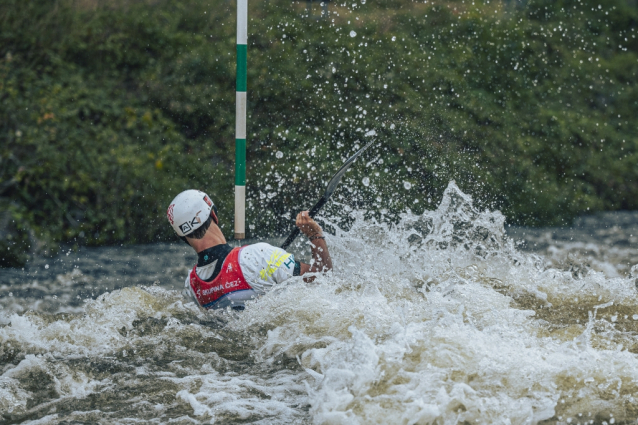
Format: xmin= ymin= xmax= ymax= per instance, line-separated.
xmin=234 ymin=182 xmax=638 ymax=424
xmin=2 ymin=182 xmax=638 ymax=423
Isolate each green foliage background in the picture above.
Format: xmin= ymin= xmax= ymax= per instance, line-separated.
xmin=1 ymin=0 xmax=637 ymax=266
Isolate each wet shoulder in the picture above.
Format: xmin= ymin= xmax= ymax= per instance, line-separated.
xmin=239 ymin=243 xmax=296 ymax=289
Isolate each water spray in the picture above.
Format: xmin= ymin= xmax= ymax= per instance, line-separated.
xmin=281 ymin=138 xmax=375 ymax=250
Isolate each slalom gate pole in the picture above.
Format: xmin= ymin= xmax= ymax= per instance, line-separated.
xmin=235 ymin=0 xmax=247 ymax=240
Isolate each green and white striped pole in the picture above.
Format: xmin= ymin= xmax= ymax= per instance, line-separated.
xmin=235 ymin=0 xmax=247 ymax=240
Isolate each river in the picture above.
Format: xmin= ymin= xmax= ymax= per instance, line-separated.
xmin=2 ymin=182 xmax=638 ymax=424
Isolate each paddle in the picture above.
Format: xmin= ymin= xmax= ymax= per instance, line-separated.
xmin=281 ymin=140 xmax=374 ymax=250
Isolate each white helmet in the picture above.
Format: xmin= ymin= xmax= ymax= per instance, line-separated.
xmin=167 ymin=190 xmax=216 ymax=237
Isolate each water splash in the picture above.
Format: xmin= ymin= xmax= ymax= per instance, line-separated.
xmin=235 ymin=182 xmax=638 ymax=424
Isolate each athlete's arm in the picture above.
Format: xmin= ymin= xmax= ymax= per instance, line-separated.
xmin=295 ymin=211 xmax=332 ymax=279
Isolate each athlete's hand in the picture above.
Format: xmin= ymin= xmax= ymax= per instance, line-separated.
xmin=295 ymin=211 xmax=323 ymax=238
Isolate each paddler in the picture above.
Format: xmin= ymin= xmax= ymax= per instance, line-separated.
xmin=166 ymin=189 xmax=332 ymax=310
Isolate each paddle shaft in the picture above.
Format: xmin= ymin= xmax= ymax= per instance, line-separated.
xmin=280 ymin=141 xmax=373 ymax=250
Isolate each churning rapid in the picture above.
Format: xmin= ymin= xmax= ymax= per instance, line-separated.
xmin=3 ymin=182 xmax=638 ymax=424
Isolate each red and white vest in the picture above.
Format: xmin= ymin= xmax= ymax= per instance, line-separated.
xmin=188 ymin=247 xmax=254 ymax=309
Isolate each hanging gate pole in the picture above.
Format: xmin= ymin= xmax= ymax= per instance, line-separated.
xmin=235 ymin=0 xmax=247 ymax=239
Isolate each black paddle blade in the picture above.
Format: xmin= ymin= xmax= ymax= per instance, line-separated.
xmin=281 ymin=141 xmax=374 ymax=250
xmin=321 ymin=141 xmax=374 ymax=203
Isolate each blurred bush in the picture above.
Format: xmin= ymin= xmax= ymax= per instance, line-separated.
xmin=1 ymin=0 xmax=637 ymax=266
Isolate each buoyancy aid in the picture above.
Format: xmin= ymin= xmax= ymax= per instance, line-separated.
xmin=188 ymin=247 xmax=254 ymax=309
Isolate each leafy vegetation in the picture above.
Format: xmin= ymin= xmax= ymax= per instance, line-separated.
xmin=1 ymin=0 xmax=637 ymax=266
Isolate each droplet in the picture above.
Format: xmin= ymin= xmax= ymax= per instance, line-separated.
xmin=276 ymin=151 xmax=284 ymax=159
xmin=362 ymin=177 xmax=370 ymax=187
xmin=403 ymin=181 xmax=412 ymax=190
xmin=633 ymin=314 xmax=638 ymax=320
xmin=350 ymin=30 xmax=357 ymax=38
xmin=45 ymin=264 xmax=49 ymax=269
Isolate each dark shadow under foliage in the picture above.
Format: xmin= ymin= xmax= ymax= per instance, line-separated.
xmin=1 ymin=0 xmax=637 ymax=266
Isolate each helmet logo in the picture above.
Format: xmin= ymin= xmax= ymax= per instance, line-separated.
xmin=191 ymin=210 xmax=202 ymax=226
xmin=203 ymin=195 xmax=212 ymax=207
xmin=179 ymin=210 xmax=203 ymax=235
xmin=167 ymin=204 xmax=175 ymax=225
xmin=179 ymin=222 xmax=192 ymax=234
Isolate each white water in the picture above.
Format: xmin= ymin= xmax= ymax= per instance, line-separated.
xmin=2 ymin=182 xmax=638 ymax=424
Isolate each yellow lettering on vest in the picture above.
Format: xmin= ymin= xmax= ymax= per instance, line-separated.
xmin=259 ymin=250 xmax=291 ymax=281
